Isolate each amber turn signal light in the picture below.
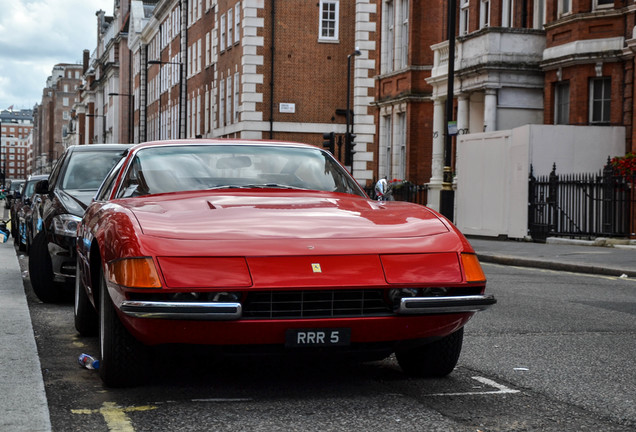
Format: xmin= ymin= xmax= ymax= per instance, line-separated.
xmin=107 ymin=257 xmax=162 ymax=288
xmin=461 ymin=253 xmax=487 ymax=283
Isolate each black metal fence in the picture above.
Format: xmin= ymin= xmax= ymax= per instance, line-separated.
xmin=364 ymin=182 xmax=428 ymax=206
xmin=528 ymin=161 xmax=635 ymax=240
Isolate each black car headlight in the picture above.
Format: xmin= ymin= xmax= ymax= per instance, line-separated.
xmin=52 ymin=214 xmax=82 ymax=237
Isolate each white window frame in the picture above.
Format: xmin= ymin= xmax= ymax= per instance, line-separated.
xmin=593 ymin=0 xmax=613 ymax=10
xmin=234 ymin=3 xmax=241 ymax=44
xmin=219 ymin=78 xmax=225 ymax=128
xmin=220 ymin=13 xmax=226 ymax=52
xmin=380 ymin=114 xmax=392 ymax=179
xmin=226 ymin=75 xmax=232 ymax=125
xmin=319 ymin=0 xmax=339 ymax=42
xmin=533 ymin=0 xmax=546 ymax=29
xmin=558 ymin=0 xmax=571 ymax=17
xmin=384 ymin=0 xmax=395 ymax=73
xmin=399 ymin=0 xmax=408 ymax=69
xmin=227 ymin=8 xmax=233 ymax=47
xmin=234 ymin=72 xmax=240 ymax=122
xmin=479 ymin=0 xmax=490 ymax=29
xmin=460 ymin=0 xmax=470 ymax=36
xmin=589 ymin=77 xmax=611 ymax=125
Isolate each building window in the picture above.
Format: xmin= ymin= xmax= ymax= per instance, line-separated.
xmin=63 ymin=97 xmax=69 ymax=106
xmin=594 ymin=0 xmax=613 ymax=10
xmin=533 ymin=0 xmax=545 ymax=29
xmin=399 ymin=0 xmax=409 ymax=69
xmin=235 ymin=2 xmax=241 ymax=44
xmin=555 ymin=82 xmax=570 ymax=125
xmin=319 ymin=0 xmax=339 ymax=41
xmin=380 ymin=114 xmax=392 ymax=179
xmin=396 ymin=112 xmax=406 ymax=180
xmin=479 ymin=0 xmax=490 ymax=29
xmin=558 ymin=0 xmax=571 ymax=17
xmin=227 ymin=8 xmax=233 ymax=47
xmin=226 ymin=75 xmax=232 ymax=125
xmin=219 ymin=78 xmax=225 ymax=128
xmin=589 ymin=77 xmax=611 ymax=124
xmin=234 ymin=72 xmax=240 ymax=123
xmin=384 ymin=1 xmax=395 ymax=72
xmin=460 ymin=0 xmax=470 ymax=36
xmin=220 ymin=13 xmax=226 ymax=51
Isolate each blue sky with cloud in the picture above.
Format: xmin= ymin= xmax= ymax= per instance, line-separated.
xmin=0 ymin=0 xmax=114 ymax=110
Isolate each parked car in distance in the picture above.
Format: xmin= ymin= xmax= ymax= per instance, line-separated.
xmin=11 ymin=174 xmax=49 ymax=252
xmin=75 ymin=139 xmax=496 ymax=387
xmin=5 ymin=179 xmax=25 ymax=209
xmin=29 ymin=144 xmax=133 ymax=303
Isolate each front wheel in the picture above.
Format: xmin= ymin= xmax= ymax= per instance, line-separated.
xmin=396 ymin=328 xmax=464 ymax=377
xmin=74 ymin=264 xmax=98 ymax=336
xmin=99 ymin=267 xmax=149 ymax=387
xmin=29 ymin=232 xmax=63 ymax=303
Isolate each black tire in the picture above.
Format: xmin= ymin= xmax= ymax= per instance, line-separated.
xmin=99 ymin=267 xmax=149 ymax=387
xmin=396 ymin=327 xmax=464 ymax=377
xmin=29 ymin=232 xmax=63 ymax=303
xmin=74 ymin=265 xmax=98 ymax=336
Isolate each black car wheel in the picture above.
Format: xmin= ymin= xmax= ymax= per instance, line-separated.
xmin=74 ymin=265 xmax=98 ymax=336
xmin=99 ymin=266 xmax=149 ymax=387
xmin=29 ymin=231 xmax=63 ymax=303
xmin=396 ymin=327 xmax=464 ymax=378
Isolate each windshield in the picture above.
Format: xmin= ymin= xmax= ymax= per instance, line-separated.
xmin=117 ymin=144 xmax=365 ymax=198
xmin=62 ymin=151 xmax=126 ymax=191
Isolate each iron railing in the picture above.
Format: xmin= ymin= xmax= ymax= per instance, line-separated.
xmin=528 ymin=161 xmax=635 ymax=240
xmin=364 ymin=182 xmax=428 ymax=206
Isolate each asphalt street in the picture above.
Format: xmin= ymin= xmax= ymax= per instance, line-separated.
xmin=1 ymin=197 xmax=635 ymax=431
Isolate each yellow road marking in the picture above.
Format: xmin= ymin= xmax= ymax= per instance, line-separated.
xmin=72 ymin=402 xmax=157 ymax=431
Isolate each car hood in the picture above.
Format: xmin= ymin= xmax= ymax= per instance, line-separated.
xmin=57 ymin=189 xmax=96 ymax=216
xmin=124 ymin=191 xmax=449 ymax=240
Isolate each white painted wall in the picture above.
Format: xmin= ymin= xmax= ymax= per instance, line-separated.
xmin=455 ymin=125 xmax=626 ymax=239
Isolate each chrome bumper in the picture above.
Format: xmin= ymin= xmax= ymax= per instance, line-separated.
xmin=120 ymin=294 xmax=496 ymax=321
xmin=398 ymin=294 xmax=497 ymax=315
xmin=121 ymin=301 xmax=242 ymax=320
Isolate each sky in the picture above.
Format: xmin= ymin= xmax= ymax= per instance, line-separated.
xmin=0 ymin=0 xmax=114 ymax=111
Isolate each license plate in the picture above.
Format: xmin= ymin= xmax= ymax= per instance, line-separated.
xmin=285 ymin=328 xmax=351 ymax=347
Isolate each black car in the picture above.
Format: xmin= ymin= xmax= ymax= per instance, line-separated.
xmin=5 ymin=179 xmax=25 ymax=209
xmin=29 ymin=144 xmax=132 ymax=302
xmin=11 ymin=174 xmax=49 ymax=252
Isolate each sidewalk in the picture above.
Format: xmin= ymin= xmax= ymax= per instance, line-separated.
xmin=0 ymin=238 xmax=51 ymax=431
xmin=469 ymin=236 xmax=636 ymax=278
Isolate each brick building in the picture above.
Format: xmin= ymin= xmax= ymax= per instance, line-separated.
xmin=32 ymin=64 xmax=83 ymax=173
xmin=85 ymin=0 xmax=378 ymax=185
xmin=0 ymin=108 xmax=34 ymax=182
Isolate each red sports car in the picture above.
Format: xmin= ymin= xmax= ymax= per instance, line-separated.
xmin=75 ymin=139 xmax=495 ymax=387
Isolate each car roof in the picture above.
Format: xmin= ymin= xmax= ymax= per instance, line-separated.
xmin=129 ymin=139 xmax=319 ymax=152
xmin=67 ymin=144 xmax=134 ymax=152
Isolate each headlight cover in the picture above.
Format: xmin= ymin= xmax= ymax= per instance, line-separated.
xmin=52 ymin=214 xmax=82 ymax=237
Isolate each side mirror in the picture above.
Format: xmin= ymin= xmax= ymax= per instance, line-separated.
xmin=34 ymin=180 xmax=49 ymax=194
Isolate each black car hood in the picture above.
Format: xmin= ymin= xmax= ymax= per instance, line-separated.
xmin=57 ymin=189 xmax=95 ymax=216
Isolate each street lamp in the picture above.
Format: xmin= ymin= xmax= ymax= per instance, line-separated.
xmin=440 ymin=0 xmax=457 ymax=220
xmin=148 ymin=60 xmax=184 ymax=139
xmin=345 ymin=47 xmax=362 ymax=168
xmin=108 ymin=92 xmax=135 ymax=143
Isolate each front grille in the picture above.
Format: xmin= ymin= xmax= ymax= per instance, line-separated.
xmin=242 ymin=289 xmax=393 ymax=319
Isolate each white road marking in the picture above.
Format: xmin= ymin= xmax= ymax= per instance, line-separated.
xmin=426 ymin=376 xmax=521 ymax=396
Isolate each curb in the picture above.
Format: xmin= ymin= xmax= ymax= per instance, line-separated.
xmin=477 ymin=253 xmax=636 ymax=278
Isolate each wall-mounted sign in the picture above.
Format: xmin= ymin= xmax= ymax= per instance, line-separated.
xmin=279 ymin=103 xmax=296 ymax=113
